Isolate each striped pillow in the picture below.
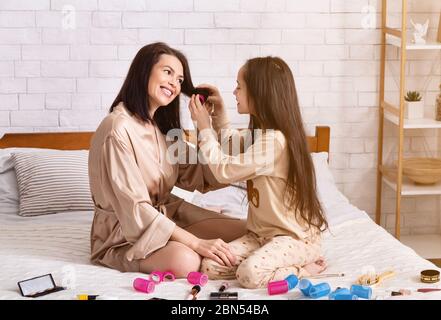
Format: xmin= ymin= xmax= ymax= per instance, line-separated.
xmin=11 ymin=150 xmax=93 ymax=216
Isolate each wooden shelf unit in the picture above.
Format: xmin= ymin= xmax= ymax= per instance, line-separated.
xmin=375 ymin=0 xmax=441 ymax=240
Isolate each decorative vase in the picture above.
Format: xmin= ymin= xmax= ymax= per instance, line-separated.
xmin=404 ymin=100 xmax=424 ymax=119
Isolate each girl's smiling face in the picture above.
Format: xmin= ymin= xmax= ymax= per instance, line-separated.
xmin=147 ymin=54 xmax=184 ymax=110
xmin=233 ymin=66 xmax=253 ymax=115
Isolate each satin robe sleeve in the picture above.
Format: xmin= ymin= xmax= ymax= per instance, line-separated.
xmin=175 ymin=140 xmax=229 ymax=193
xmin=103 ymin=134 xmax=176 ymax=261
xmin=197 ymin=128 xmax=285 ymax=184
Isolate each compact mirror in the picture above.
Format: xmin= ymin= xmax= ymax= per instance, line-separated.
xmin=18 ymin=274 xmax=64 ymax=297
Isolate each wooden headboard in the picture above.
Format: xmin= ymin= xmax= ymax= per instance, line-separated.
xmin=0 ymin=126 xmax=330 ymax=153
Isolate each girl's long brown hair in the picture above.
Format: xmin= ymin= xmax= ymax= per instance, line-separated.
xmin=243 ymin=57 xmax=328 ymax=232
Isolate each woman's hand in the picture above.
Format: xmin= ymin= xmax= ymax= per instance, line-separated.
xmin=189 ymin=94 xmax=211 ymax=131
xmin=196 ymin=84 xmax=225 ymax=115
xmin=191 ymin=238 xmax=236 ymax=267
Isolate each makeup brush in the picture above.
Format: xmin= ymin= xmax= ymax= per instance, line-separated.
xmin=308 ymin=273 xmax=345 ymax=279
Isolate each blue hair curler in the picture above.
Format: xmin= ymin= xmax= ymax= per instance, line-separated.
xmin=309 ymin=282 xmax=331 ymax=299
xmin=329 ymin=287 xmax=350 ymax=300
xmin=299 ymin=279 xmax=312 ymax=296
xmin=350 ymin=284 xmax=372 ymax=299
xmin=284 ymin=274 xmax=299 ymax=290
xmin=333 ymin=294 xmax=358 ymax=300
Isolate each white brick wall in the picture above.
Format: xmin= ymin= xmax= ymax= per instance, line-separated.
xmin=0 ymin=0 xmax=440 ymax=234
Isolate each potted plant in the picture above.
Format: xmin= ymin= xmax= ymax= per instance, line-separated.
xmin=404 ymin=90 xmax=424 ymax=119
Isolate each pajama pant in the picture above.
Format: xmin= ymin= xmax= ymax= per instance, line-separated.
xmin=200 ymin=231 xmax=322 ymax=289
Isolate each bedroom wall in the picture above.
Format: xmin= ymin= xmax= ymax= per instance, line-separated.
xmin=0 ymin=0 xmax=440 ymax=235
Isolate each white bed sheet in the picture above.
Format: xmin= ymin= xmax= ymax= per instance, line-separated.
xmin=1 ymin=201 xmax=441 ymax=300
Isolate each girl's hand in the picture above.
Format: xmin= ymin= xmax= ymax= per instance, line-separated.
xmin=196 ymin=84 xmax=225 ymax=115
xmin=189 ymin=94 xmax=211 ymax=130
xmin=192 ymin=238 xmax=236 ymax=267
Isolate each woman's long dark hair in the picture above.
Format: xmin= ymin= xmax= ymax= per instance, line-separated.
xmin=243 ymin=57 xmax=328 ymax=232
xmin=109 ymin=42 xmax=206 ymax=134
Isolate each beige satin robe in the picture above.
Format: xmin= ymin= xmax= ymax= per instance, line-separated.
xmin=88 ymin=103 xmax=231 ymax=272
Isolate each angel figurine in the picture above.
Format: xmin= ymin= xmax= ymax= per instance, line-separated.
xmin=410 ymin=19 xmax=429 ymax=44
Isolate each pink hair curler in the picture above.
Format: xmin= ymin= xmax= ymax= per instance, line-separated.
xmin=198 ymin=94 xmax=206 ymax=105
xmin=149 ymin=271 xmax=163 ymax=283
xmin=267 ymin=280 xmax=289 ymax=295
xmin=162 ymin=271 xmax=176 ymax=282
xmin=133 ymin=278 xmax=155 ymax=293
xmin=187 ymin=272 xmax=208 ymax=286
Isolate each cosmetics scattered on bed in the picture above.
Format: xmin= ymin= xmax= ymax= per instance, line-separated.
xmin=130 ymin=269 xmax=441 ymax=300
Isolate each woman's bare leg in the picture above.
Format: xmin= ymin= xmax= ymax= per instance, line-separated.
xmin=139 ymin=241 xmax=201 ymax=278
xmin=138 ymin=219 xmax=246 ymax=277
xmin=184 ymin=218 xmax=247 ymax=242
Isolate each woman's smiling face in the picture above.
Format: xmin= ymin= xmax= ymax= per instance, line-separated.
xmin=147 ymin=54 xmax=184 ymax=110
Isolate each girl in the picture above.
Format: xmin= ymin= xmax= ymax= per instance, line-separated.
xmin=189 ymin=56 xmax=328 ymax=289
xmin=88 ymin=42 xmax=246 ymax=277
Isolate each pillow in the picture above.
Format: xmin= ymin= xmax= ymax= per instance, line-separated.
xmin=311 ymin=152 xmax=348 ymax=207
xmin=311 ymin=152 xmax=369 ymax=226
xmin=0 ymin=148 xmax=51 ymax=215
xmin=192 ymin=183 xmax=248 ymax=219
xmin=11 ymin=150 xmax=93 ymax=216
xmin=0 ymin=160 xmax=19 ymax=214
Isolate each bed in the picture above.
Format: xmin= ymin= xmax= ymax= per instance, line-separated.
xmin=1 ymin=127 xmax=440 ymax=300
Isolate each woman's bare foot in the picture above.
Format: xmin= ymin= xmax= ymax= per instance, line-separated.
xmin=303 ymin=257 xmax=327 ymax=275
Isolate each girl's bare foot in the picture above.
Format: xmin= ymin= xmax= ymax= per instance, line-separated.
xmin=303 ymin=256 xmax=327 ymax=275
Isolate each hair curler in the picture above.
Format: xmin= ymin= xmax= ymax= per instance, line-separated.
xmin=350 ymin=284 xmax=372 ymax=299
xmin=193 ymin=88 xmax=210 ymax=105
xmin=267 ymin=275 xmax=298 ymax=295
xmin=162 ymin=271 xmax=176 ymax=282
xmin=284 ymin=274 xmax=299 ymax=290
xmin=309 ymin=282 xmax=331 ymax=299
xmin=187 ymin=272 xmax=208 ymax=286
xmin=299 ymin=278 xmax=313 ymax=296
xmin=149 ymin=271 xmax=163 ymax=283
xmin=329 ymin=287 xmax=350 ymax=300
xmin=133 ymin=278 xmax=155 ymax=293
xmin=332 ymin=293 xmax=358 ymax=300
xmin=267 ymin=280 xmax=289 ymax=295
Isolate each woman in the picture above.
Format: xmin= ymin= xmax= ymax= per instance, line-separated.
xmin=88 ymin=42 xmax=246 ymax=277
